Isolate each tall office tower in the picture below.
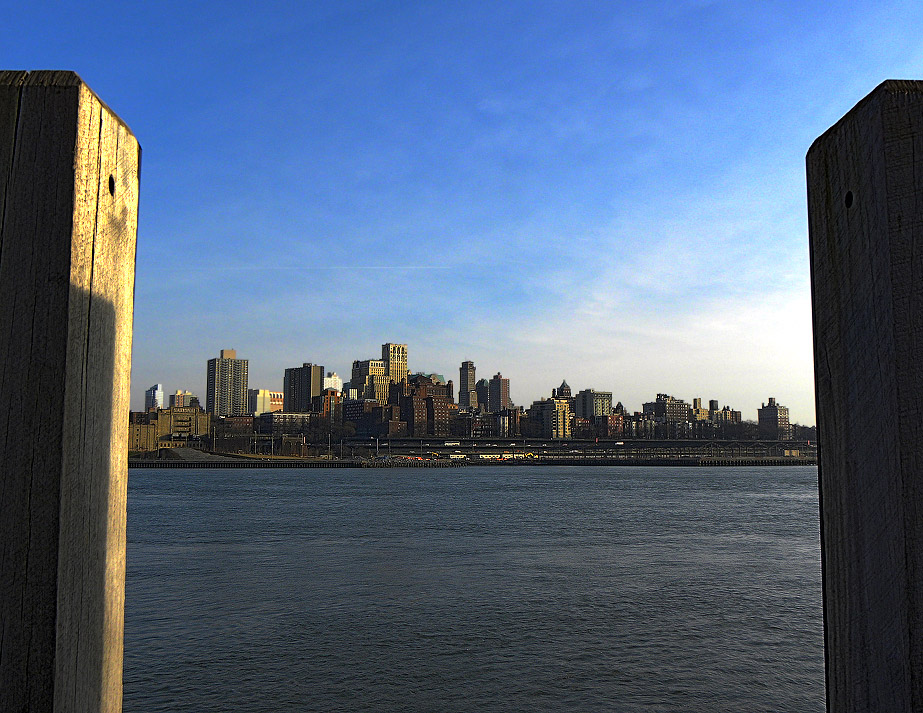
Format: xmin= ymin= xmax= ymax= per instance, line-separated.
xmin=488 ymin=373 xmax=511 ymax=413
xmin=757 ymin=397 xmax=792 ymax=440
xmin=475 ymin=379 xmax=489 ymax=412
xmin=206 ymin=349 xmax=249 ymax=416
xmin=459 ymin=361 xmax=475 ymax=409
xmin=283 ymin=363 xmax=324 ymax=412
xmin=382 ymin=343 xmax=408 ymax=384
xmin=323 ymin=371 xmax=343 ymax=393
xmin=144 ymin=383 xmax=164 ymax=411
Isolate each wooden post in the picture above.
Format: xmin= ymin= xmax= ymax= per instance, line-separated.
xmin=0 ymin=72 xmax=139 ymax=712
xmin=807 ymin=80 xmax=923 ymax=712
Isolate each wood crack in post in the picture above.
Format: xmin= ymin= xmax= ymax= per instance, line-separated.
xmin=808 ymin=79 xmax=923 ymax=713
xmin=83 ymin=102 xmax=102 ymax=443
xmin=0 ymin=76 xmax=23 ymax=252
xmin=0 ymin=78 xmax=24 ymax=437
xmin=0 ymin=70 xmax=139 ymax=713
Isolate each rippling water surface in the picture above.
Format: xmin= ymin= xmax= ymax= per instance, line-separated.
xmin=124 ymin=465 xmax=824 ymax=712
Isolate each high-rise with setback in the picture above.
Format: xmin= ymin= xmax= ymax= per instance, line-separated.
xmin=351 ymin=343 xmax=409 ymax=404
xmin=459 ymin=360 xmax=475 ymax=410
xmin=382 ymin=343 xmax=408 ymax=384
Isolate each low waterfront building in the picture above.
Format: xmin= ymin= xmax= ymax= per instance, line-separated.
xmin=258 ymin=411 xmax=322 ymax=436
xmin=151 ymin=406 xmax=212 ymax=441
xmin=128 ymin=423 xmax=157 ymax=451
xmin=248 ymin=388 xmax=283 ymax=415
xmin=498 ymin=407 xmax=520 ymax=437
xmin=313 ymin=388 xmax=342 ymax=422
xmin=600 ymin=412 xmax=624 ymax=438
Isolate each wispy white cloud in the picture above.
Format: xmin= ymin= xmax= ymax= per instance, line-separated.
xmin=118 ymin=1 xmax=923 ymax=422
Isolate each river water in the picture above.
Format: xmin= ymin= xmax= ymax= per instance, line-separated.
xmin=123 ymin=465 xmax=824 ymax=712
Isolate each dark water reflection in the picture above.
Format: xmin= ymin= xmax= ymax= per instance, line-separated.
xmin=124 ymin=465 xmax=824 ymax=712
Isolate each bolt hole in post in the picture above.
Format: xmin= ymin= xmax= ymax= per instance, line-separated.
xmin=844 ymin=190 xmax=853 ymax=208
xmin=108 ymin=174 xmax=116 ymax=196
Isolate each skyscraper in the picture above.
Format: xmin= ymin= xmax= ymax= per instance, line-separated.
xmin=382 ymin=343 xmax=408 ymax=384
xmin=459 ymin=360 xmax=475 ymax=410
xmin=349 ymin=343 xmax=408 ymax=404
xmin=475 ymin=379 xmax=489 ymax=413
xmin=206 ymin=349 xmax=249 ymax=416
xmin=283 ymin=363 xmax=324 ymax=412
xmin=488 ymin=373 xmax=510 ymax=413
xmin=144 ymin=383 xmax=164 ymax=411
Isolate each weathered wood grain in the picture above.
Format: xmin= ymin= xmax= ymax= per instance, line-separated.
xmin=0 ymin=71 xmax=139 ymax=713
xmin=808 ymin=80 xmax=923 ymax=713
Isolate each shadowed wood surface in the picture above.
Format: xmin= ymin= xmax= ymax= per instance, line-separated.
xmin=0 ymin=71 xmax=139 ymax=713
xmin=807 ymin=80 xmax=923 ymax=713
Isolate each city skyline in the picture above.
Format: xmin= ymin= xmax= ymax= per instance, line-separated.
xmin=143 ymin=344 xmax=807 ymax=427
xmin=9 ymin=3 xmax=923 ymax=427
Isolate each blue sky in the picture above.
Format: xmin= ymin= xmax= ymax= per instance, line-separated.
xmin=7 ymin=1 xmax=923 ymax=425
